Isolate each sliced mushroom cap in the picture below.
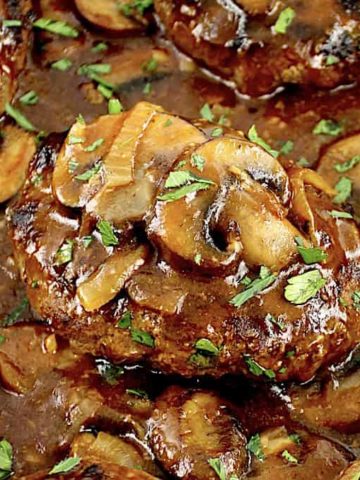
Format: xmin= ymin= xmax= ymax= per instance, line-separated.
xmin=149 ymin=386 xmax=249 ymax=480
xmin=0 ymin=125 xmax=35 ymax=203
xmin=149 ymin=137 xmax=299 ymax=273
xmin=75 ymin=0 xmax=145 ymax=32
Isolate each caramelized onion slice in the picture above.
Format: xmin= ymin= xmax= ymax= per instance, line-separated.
xmin=88 ymin=111 xmax=205 ymax=225
xmin=53 ymin=114 xmax=124 ymax=208
xmin=150 ymin=387 xmax=249 ymax=480
xmin=0 ymin=125 xmax=35 ymax=203
xmin=150 ymin=137 xmax=295 ymax=272
xmin=77 ymin=245 xmax=147 ymax=311
xmin=75 ymin=0 xmax=143 ymax=32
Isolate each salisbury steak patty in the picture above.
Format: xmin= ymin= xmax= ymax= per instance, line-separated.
xmin=7 ymin=101 xmax=360 ymax=382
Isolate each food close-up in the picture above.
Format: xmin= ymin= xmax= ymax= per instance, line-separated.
xmin=0 ymin=1 xmax=360 ymax=479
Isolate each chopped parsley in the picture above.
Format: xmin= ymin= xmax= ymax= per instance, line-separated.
xmin=5 ymin=103 xmax=36 ymax=132
xmin=49 ymin=457 xmax=81 ymax=475
xmin=191 ymin=153 xmax=205 ymax=172
xmin=82 ymin=236 xmax=94 ymax=248
xmin=117 ymin=311 xmax=132 ymax=329
xmin=79 ymin=63 xmax=111 ymax=75
xmin=284 ymin=270 xmax=326 ymax=305
xmin=282 ymin=450 xmax=298 ymax=464
xmin=91 ymin=42 xmax=108 ymax=53
xmin=295 ymin=237 xmax=328 ymax=264
xmin=131 ymin=328 xmax=155 ymax=348
xmin=142 ymin=57 xmax=158 ymax=73
xmin=120 ymin=0 xmax=154 ymax=16
xmin=248 ymin=125 xmax=279 ymax=158
xmin=158 ymin=170 xmax=215 ymax=202
xmin=200 ymin=103 xmax=214 ymax=122
xmin=0 ymin=335 xmax=5 ymax=346
xmin=189 ymin=352 xmax=214 ymax=368
xmin=75 ymin=162 xmax=102 ymax=181
xmin=326 ymin=54 xmax=339 ymax=66
xmin=313 ymin=119 xmax=343 ymax=136
xmin=0 ymin=439 xmax=13 ymax=479
xmin=54 ymin=239 xmax=74 ymax=266
xmin=230 ymin=267 xmax=277 ymax=308
xmin=334 ymin=176 xmax=352 ymax=204
xmin=97 ymin=84 xmax=113 ymax=99
xmin=296 ymin=157 xmax=310 ymax=167
xmin=97 ymin=220 xmax=118 ymax=247
xmin=68 ymin=158 xmax=79 ymax=173
xmin=194 ymin=253 xmax=202 ymax=265
xmin=247 ymin=434 xmax=265 ymax=461
xmin=274 ymin=7 xmax=296 ymax=34
xmin=19 ymin=90 xmax=38 ymax=106
xmin=51 ymin=58 xmax=72 ymax=71
xmin=68 ymin=135 xmax=84 ymax=145
xmin=33 ymin=18 xmax=79 ymax=38
xmin=108 ymin=98 xmax=123 ymax=115
xmin=76 ymin=113 xmax=85 ymax=125
xmin=195 ymin=338 xmax=219 ymax=356
xmin=329 ymin=210 xmax=353 ymax=219
xmin=265 ymin=313 xmax=286 ymax=331
xmin=289 ymin=433 xmax=302 ymax=445
xmin=334 ymin=155 xmax=360 ymax=173
xmin=244 ymin=355 xmax=275 ymax=379
xmin=84 ymin=138 xmax=104 ymax=152
xmin=3 ymin=19 xmax=22 ymax=27
xmin=353 ymin=291 xmax=360 ymax=311
xmin=279 ymin=140 xmax=294 ymax=155
xmin=143 ymin=82 xmax=152 ymax=95
xmin=208 ymin=458 xmax=227 ymax=480
xmin=126 ymin=388 xmax=148 ymax=399
xmin=210 ymin=127 xmax=223 ymax=137
xmin=164 ymin=119 xmax=173 ymax=128
xmin=96 ymin=359 xmax=124 ymax=385
xmin=3 ymin=298 xmax=29 ymax=327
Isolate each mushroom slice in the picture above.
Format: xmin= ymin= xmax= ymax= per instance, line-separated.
xmin=77 ymin=245 xmax=147 ymax=312
xmin=317 ymin=133 xmax=360 ymax=219
xmin=149 ymin=387 xmax=249 ymax=480
xmin=234 ymin=0 xmax=273 ymax=14
xmin=75 ymin=0 xmax=143 ymax=32
xmin=149 ymin=137 xmax=295 ymax=273
xmin=88 ymin=111 xmax=205 ymax=225
xmin=53 ymin=114 xmax=124 ymax=208
xmin=0 ymin=125 xmax=35 ymax=203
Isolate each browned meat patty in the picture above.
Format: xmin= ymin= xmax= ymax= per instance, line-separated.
xmin=154 ymin=0 xmax=360 ymax=96
xmin=7 ymin=101 xmax=360 ymax=382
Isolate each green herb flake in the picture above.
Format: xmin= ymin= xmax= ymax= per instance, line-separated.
xmin=68 ymin=158 xmax=78 ymax=173
xmin=248 ymin=125 xmax=279 ymax=158
xmin=334 ymin=176 xmax=352 ymax=204
xmin=75 ymin=162 xmax=102 ymax=181
xmin=126 ymin=388 xmax=149 ymax=399
xmin=194 ymin=253 xmax=202 ymax=265
xmin=282 ymin=450 xmax=298 ymax=464
xmin=68 ymin=135 xmax=84 ymax=145
xmin=195 ymin=338 xmax=219 ymax=356
xmin=3 ymin=19 xmax=22 ymax=27
xmin=165 ymin=170 xmax=214 ymax=189
xmin=286 ymin=350 xmax=295 ymax=358
xmin=326 ymin=54 xmax=339 ymax=66
xmin=96 ymin=359 xmax=124 ymax=385
xmin=191 ymin=153 xmax=205 ymax=172
xmin=284 ymin=270 xmax=326 ymax=305
xmin=164 ymin=119 xmax=173 ymax=128
xmin=230 ymin=267 xmax=277 ymax=308
xmin=82 ymin=236 xmax=94 ymax=248
xmin=19 ymin=90 xmax=38 ymax=106
xmin=289 ymin=433 xmax=302 ymax=445
xmin=244 ymin=355 xmax=276 ymax=379
xmin=97 ymin=84 xmax=113 ymax=99
xmin=51 ymin=58 xmax=72 ymax=71
xmin=334 ymin=155 xmax=360 ymax=173
xmin=247 ymin=433 xmax=265 ymax=461
xmin=265 ymin=313 xmax=286 ymax=331
xmin=313 ymin=119 xmax=343 ymax=136
xmin=200 ymin=103 xmax=214 ymax=122
xmin=49 ymin=457 xmax=81 ymax=475
xmin=97 ymin=220 xmax=118 ymax=247
xmin=119 ymin=0 xmax=153 ymax=16
xmin=143 ymin=82 xmax=152 ymax=95
xmin=142 ymin=57 xmax=158 ymax=73
xmin=131 ymin=328 xmax=155 ymax=348
xmin=0 ymin=335 xmax=5 ymax=345
xmin=295 ymin=237 xmax=328 ymax=264
xmin=91 ymin=42 xmax=108 ymax=53
xmin=108 ymin=98 xmax=123 ymax=115
xmin=33 ymin=18 xmax=79 ymax=38
xmin=189 ymin=352 xmax=214 ymax=369
xmin=3 ymin=298 xmax=29 ymax=326
xmin=274 ymin=7 xmax=296 ymax=34
xmin=55 ymin=240 xmax=74 ymax=266
xmin=329 ymin=210 xmax=353 ymax=219
xmin=158 ymin=182 xmax=211 ymax=202
xmin=0 ymin=439 xmax=13 ymax=478
xmin=353 ymin=291 xmax=360 ymax=311
xmin=76 ymin=113 xmax=85 ymax=125
xmin=279 ymin=140 xmax=294 ymax=155
xmin=296 ymin=157 xmax=310 ymax=167
xmin=208 ymin=458 xmax=227 ymax=480
xmin=83 ymin=138 xmax=104 ymax=152
xmin=31 ymin=280 xmax=39 ymax=288
xmin=117 ymin=311 xmax=132 ymax=329
xmin=5 ymin=102 xmax=36 ymax=132
xmin=210 ymin=127 xmax=223 ymax=138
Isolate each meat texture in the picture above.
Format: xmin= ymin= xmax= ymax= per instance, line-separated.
xmin=7 ymin=101 xmax=360 ymax=382
xmin=154 ymin=0 xmax=360 ymax=96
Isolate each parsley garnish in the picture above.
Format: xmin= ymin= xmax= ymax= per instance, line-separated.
xmin=289 ymin=433 xmax=301 ymax=445
xmin=284 ymin=270 xmax=326 ymax=304
xmin=131 ymin=328 xmax=155 ymax=348
xmin=117 ymin=311 xmax=132 ymax=329
xmin=194 ymin=253 xmax=202 ymax=265
xmin=84 ymin=138 xmax=104 ymax=152
xmin=279 ymin=140 xmax=294 ymax=155
xmin=247 ymin=434 xmax=265 ymax=461
xmin=75 ymin=162 xmax=102 ymax=182
xmin=3 ymin=298 xmax=29 ymax=327
xmin=54 ymin=239 xmax=74 ymax=265
xmin=0 ymin=335 xmax=5 ymax=345
xmin=334 ymin=155 xmax=360 ymax=173
xmin=97 ymin=220 xmax=118 ymax=247
xmin=5 ymin=103 xmax=36 ymax=132
xmin=353 ymin=291 xmax=360 ymax=311
xmin=164 ymin=119 xmax=172 ymax=127
xmin=82 ymin=236 xmax=93 ymax=248
xmin=143 ymin=82 xmax=152 ymax=95
xmin=3 ymin=19 xmax=22 ymax=27
xmin=334 ymin=177 xmax=352 ymax=204
xmin=329 ymin=210 xmax=353 ymax=219
xmin=208 ymin=458 xmax=228 ymax=480
xmin=68 ymin=135 xmax=83 ymax=145
xmin=230 ymin=267 xmax=277 ymax=307
xmin=120 ymin=0 xmax=153 ymax=16
xmin=91 ymin=42 xmax=108 ymax=53
xmin=313 ymin=119 xmax=343 ymax=136
xmin=142 ymin=57 xmax=158 ymax=73
xmin=296 ymin=157 xmax=310 ymax=167
xmin=326 ymin=54 xmax=339 ymax=66
xmin=265 ymin=313 xmax=285 ymax=331
xmin=282 ymin=450 xmax=298 ymax=464
xmin=97 ymin=84 xmax=113 ymax=99
xmin=158 ymin=170 xmax=215 ymax=202
xmin=49 ymin=457 xmax=81 ymax=475
xmin=108 ymin=98 xmax=123 ymax=115
xmin=200 ymin=103 xmax=214 ymax=122
xmin=210 ymin=127 xmax=223 ymax=137
xmin=295 ymin=237 xmax=328 ymax=264
xmin=0 ymin=439 xmax=13 ymax=479
xmin=195 ymin=338 xmax=219 ymax=356
xmin=33 ymin=18 xmax=79 ymax=38
xmin=78 ymin=64 xmax=114 ymax=89
xmin=19 ymin=90 xmax=38 ymax=106
xmin=274 ymin=7 xmax=295 ymax=34
xmin=51 ymin=59 xmax=72 ymax=71
xmin=68 ymin=158 xmax=79 ymax=173
xmin=248 ymin=125 xmax=279 ymax=158
xmin=191 ymin=153 xmax=205 ymax=172
xmin=244 ymin=355 xmax=275 ymax=379
xmin=76 ymin=113 xmax=85 ymax=125
xmin=96 ymin=359 xmax=124 ymax=385
xmin=189 ymin=352 xmax=214 ymax=368
xmin=126 ymin=388 xmax=148 ymax=399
